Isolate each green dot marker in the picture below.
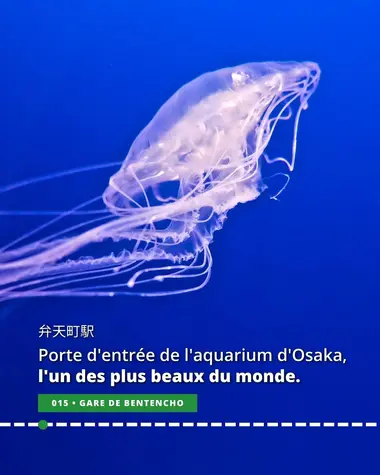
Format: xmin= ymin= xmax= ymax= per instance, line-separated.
xmin=38 ymin=420 xmax=48 ymax=430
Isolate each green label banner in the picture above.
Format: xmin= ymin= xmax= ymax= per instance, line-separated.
xmin=38 ymin=394 xmax=198 ymax=413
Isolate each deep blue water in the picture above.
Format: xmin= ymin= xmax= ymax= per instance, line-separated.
xmin=1 ymin=1 xmax=379 ymax=473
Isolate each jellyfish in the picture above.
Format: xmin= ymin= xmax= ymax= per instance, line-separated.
xmin=0 ymin=61 xmax=320 ymax=300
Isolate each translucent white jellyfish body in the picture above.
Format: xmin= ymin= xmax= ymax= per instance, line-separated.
xmin=0 ymin=61 xmax=320 ymax=299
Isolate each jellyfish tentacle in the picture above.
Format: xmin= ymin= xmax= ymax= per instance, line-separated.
xmin=0 ymin=161 xmax=123 ymax=194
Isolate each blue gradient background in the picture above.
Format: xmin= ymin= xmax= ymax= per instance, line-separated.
xmin=0 ymin=1 xmax=379 ymax=473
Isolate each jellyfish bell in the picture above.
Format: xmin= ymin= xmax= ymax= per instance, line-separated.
xmin=104 ymin=60 xmax=319 ymax=211
xmin=0 ymin=61 xmax=320 ymax=300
